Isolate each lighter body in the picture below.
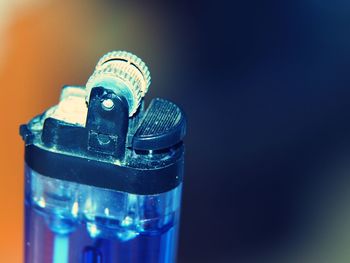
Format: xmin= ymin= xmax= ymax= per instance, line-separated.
xmin=20 ymin=51 xmax=186 ymax=263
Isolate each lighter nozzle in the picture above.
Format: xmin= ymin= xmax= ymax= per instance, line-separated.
xmin=86 ymin=51 xmax=151 ymax=116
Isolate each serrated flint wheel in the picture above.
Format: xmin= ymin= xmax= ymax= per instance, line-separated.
xmin=86 ymin=51 xmax=151 ymax=116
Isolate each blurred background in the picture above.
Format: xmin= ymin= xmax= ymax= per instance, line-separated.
xmin=2 ymin=0 xmax=350 ymax=262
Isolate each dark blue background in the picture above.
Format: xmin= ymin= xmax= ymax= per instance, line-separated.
xmin=146 ymin=1 xmax=350 ymax=262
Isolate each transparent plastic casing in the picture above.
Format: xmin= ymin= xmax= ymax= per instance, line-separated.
xmin=25 ymin=165 xmax=182 ymax=263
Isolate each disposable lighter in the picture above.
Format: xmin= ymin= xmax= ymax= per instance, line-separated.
xmin=20 ymin=51 xmax=186 ymax=263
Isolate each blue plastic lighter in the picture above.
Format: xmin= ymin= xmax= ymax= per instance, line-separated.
xmin=20 ymin=51 xmax=186 ymax=263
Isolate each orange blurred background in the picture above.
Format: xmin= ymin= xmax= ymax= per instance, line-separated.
xmin=0 ymin=1 xmax=189 ymax=262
